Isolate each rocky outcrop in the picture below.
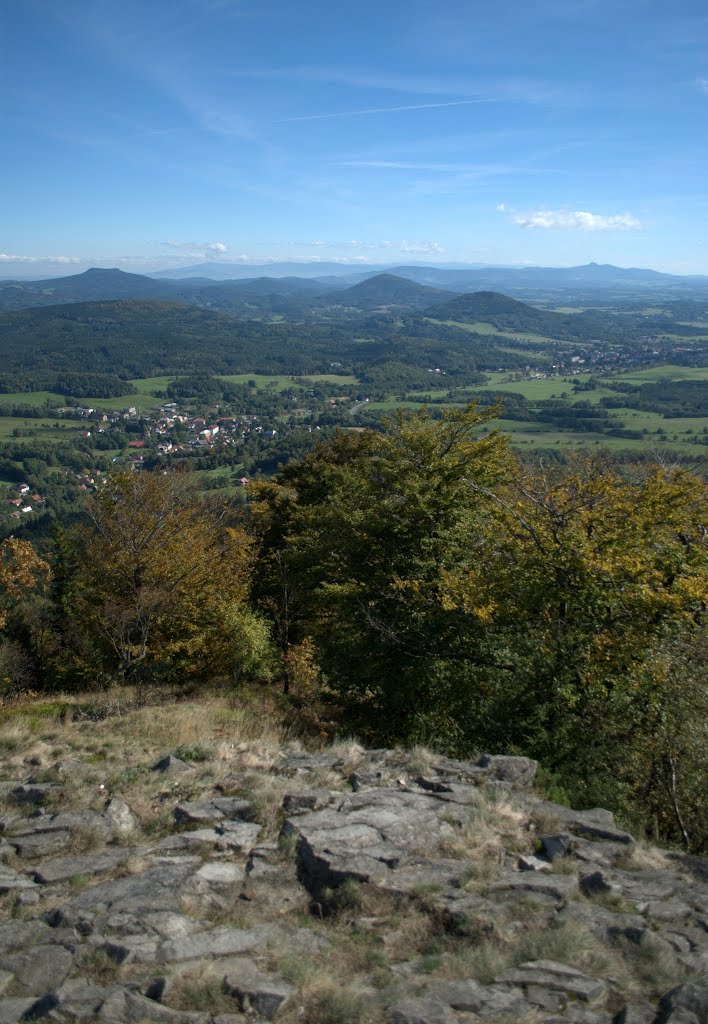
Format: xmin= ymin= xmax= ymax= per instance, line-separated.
xmin=0 ymin=747 xmax=705 ymax=1023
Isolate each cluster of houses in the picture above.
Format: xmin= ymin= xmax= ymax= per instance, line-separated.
xmin=5 ymin=483 xmax=45 ymax=519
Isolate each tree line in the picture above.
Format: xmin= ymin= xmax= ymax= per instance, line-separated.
xmin=1 ymin=404 xmax=706 ymax=852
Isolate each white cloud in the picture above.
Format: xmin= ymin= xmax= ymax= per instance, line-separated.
xmin=162 ymin=240 xmax=229 ymax=256
xmin=0 ymin=253 xmax=81 ymax=264
xmin=698 ymin=76 xmax=708 ymax=94
xmin=399 ymin=240 xmax=446 ymax=255
xmin=498 ymin=206 xmax=642 ymax=231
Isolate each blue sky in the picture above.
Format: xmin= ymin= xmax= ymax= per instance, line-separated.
xmin=2 ymin=0 xmax=708 ymax=276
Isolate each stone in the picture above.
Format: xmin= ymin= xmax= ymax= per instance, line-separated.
xmin=104 ymin=797 xmax=137 ymax=833
xmin=156 ymin=924 xmax=274 ymax=963
xmin=194 ymin=861 xmax=245 ymax=887
xmin=0 ymin=997 xmax=43 ymax=1024
xmin=174 ymin=798 xmax=253 ymax=825
xmin=617 ymin=1002 xmax=664 ymax=1023
xmin=53 ymin=860 xmax=198 ymax=927
xmin=476 ymin=753 xmax=538 ymax=786
xmin=98 ymin=988 xmax=208 ymax=1022
xmin=0 ymin=865 xmax=38 ymax=893
xmin=518 ymin=853 xmax=553 ymax=872
xmin=491 ymin=871 xmax=579 ymax=904
xmin=2 ymin=944 xmax=75 ymax=996
xmin=174 ymin=799 xmax=226 ymax=824
xmin=152 ymin=754 xmax=194 ymax=774
xmin=9 ymin=783 xmax=61 ymax=805
xmin=656 ymin=983 xmax=708 ymax=1024
xmin=496 ymin=960 xmax=608 ymax=1006
xmin=386 ymin=997 xmax=458 ymax=1024
xmin=30 ymin=848 xmax=128 ymax=884
xmin=282 ymin=790 xmax=332 ymax=813
xmin=533 ymin=802 xmax=634 ymax=845
xmin=8 ymin=829 xmax=72 ymax=858
xmin=215 ymin=820 xmax=262 ymax=851
xmin=51 ymin=978 xmax=122 ymax=1019
xmin=579 ymin=870 xmax=620 ymax=898
xmin=223 ymin=956 xmax=295 ymax=1018
xmin=540 ymin=833 xmax=577 ymax=861
xmin=425 ymin=979 xmax=528 ymax=1017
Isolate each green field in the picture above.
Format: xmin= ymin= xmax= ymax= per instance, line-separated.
xmin=217 ymin=372 xmax=358 ymax=391
xmin=0 ymin=391 xmax=65 ymax=408
xmin=368 ymin=364 xmax=708 ymax=457
xmin=428 ymin=318 xmax=566 ymax=349
xmin=0 ymin=417 xmax=86 ymax=441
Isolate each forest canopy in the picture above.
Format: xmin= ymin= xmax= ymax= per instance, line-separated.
xmin=1 ymin=405 xmax=706 ymax=852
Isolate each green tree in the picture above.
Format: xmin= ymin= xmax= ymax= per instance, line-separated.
xmin=256 ymin=404 xmax=514 ymax=742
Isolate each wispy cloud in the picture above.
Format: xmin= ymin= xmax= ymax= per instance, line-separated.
xmin=291 ymin=239 xmax=445 ymax=256
xmin=231 ymin=66 xmax=562 ymax=105
xmin=497 ymin=204 xmax=642 ymax=230
xmin=276 ymin=99 xmax=496 ymax=123
xmin=0 ymin=253 xmax=81 ymax=264
xmin=697 ymin=76 xmax=708 ymax=94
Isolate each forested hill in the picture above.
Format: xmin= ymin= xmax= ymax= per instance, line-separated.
xmin=0 ymin=300 xmax=326 ymax=380
xmin=425 ymin=289 xmax=632 ymax=341
xmin=333 ymin=273 xmax=455 ymax=310
xmin=0 ymin=298 xmax=549 ymax=390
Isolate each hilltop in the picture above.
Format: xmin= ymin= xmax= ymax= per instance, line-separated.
xmin=333 ymin=274 xmax=455 ymax=311
xmin=0 ymin=693 xmax=705 ymax=1024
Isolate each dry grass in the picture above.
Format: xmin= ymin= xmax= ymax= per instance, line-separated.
xmin=278 ymin=978 xmax=383 ymax=1024
xmin=163 ymin=969 xmax=237 ymax=1014
xmin=438 ymin=788 xmax=531 ymax=867
xmin=612 ymin=841 xmax=674 ymax=872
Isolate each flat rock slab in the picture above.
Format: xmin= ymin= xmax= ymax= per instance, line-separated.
xmin=12 ymin=808 xmax=109 ymax=836
xmin=156 ymin=924 xmax=275 ymax=964
xmin=30 ymin=848 xmax=129 ymax=884
xmin=533 ymin=802 xmax=635 ymax=845
xmin=98 ymin=988 xmax=208 ymax=1022
xmin=8 ymin=829 xmax=72 ymax=858
xmin=287 ymin=788 xmax=461 ymax=894
xmin=497 ymin=960 xmax=608 ymax=1007
xmin=0 ymin=866 xmax=38 ymax=893
xmin=2 ymin=944 xmax=75 ymax=997
xmin=0 ymin=997 xmax=42 ymax=1024
xmin=223 ymin=956 xmax=295 ymax=1019
xmin=656 ymin=983 xmax=708 ymax=1024
xmin=387 ymin=997 xmax=458 ymax=1024
xmin=491 ymin=872 xmax=579 ymax=904
xmin=53 ymin=860 xmax=198 ymax=927
xmin=194 ymin=861 xmax=245 ymax=887
xmin=173 ymin=797 xmax=252 ymax=825
xmin=425 ymin=978 xmax=528 ymax=1017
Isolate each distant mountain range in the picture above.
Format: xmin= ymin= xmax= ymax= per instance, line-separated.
xmin=2 ymin=263 xmax=708 ymax=317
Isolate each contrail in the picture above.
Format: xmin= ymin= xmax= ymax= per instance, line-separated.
xmin=275 ymin=99 xmax=496 ymax=123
